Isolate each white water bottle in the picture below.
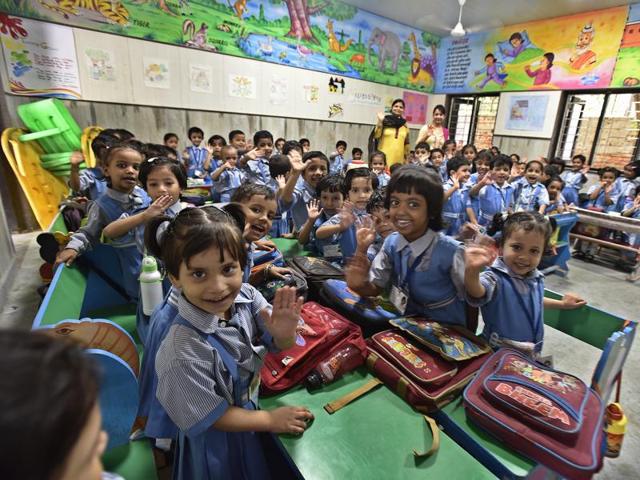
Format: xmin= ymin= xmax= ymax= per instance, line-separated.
xmin=140 ymin=256 xmax=163 ymax=316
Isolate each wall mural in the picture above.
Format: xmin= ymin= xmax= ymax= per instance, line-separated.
xmin=611 ymin=3 xmax=640 ymax=87
xmin=0 ymin=0 xmax=440 ymax=92
xmin=436 ymin=5 xmax=629 ymax=93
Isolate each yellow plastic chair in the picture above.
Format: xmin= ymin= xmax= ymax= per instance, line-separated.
xmin=1 ymin=128 xmax=69 ymax=229
xmin=81 ymin=126 xmax=103 ymax=168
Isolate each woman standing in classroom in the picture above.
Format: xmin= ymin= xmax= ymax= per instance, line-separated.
xmin=416 ymin=104 xmax=450 ymax=150
xmin=373 ymin=98 xmax=410 ymax=168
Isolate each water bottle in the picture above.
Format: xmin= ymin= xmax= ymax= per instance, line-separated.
xmin=604 ymin=402 xmax=627 ymax=458
xmin=139 ymin=256 xmax=163 ymax=316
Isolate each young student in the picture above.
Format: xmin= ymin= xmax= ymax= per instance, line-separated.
xmin=429 ymin=148 xmax=446 ymax=182
xmin=0 ymin=330 xmax=111 ymax=480
xmin=298 ymin=175 xmax=344 ymax=255
xmin=622 ymin=186 xmax=640 ymax=259
xmin=164 ymin=132 xmax=179 ymax=151
xmin=55 ymin=141 xmax=150 ymax=300
xmin=540 ymin=164 xmax=559 ymax=185
xmin=228 ymin=130 xmax=247 ymax=153
xmin=464 ymin=212 xmax=586 ymax=356
xmin=69 ymin=131 xmax=120 ymax=200
xmin=467 ymin=149 xmax=493 ymax=218
xmin=560 ymin=154 xmax=589 ymax=205
xmin=146 ymin=208 xmax=313 ymax=479
xmin=211 ymin=145 xmax=245 ymax=203
xmin=299 ymin=137 xmax=311 ymax=153
xmin=442 ymin=157 xmax=477 ymax=236
xmin=477 ymin=154 xmax=515 ymax=227
xmin=345 ymin=165 xmax=470 ymax=326
xmin=231 ymin=183 xmax=290 ymax=283
xmin=280 ymin=150 xmax=329 ymax=230
xmin=206 ymin=134 xmax=226 ymax=172
xmin=269 ymin=154 xmax=293 ymax=237
xmin=583 ymin=167 xmax=620 ymax=212
xmin=316 ymin=168 xmax=377 ymax=261
xmin=443 ymin=139 xmax=457 ymax=161
xmin=550 ymin=157 xmax=566 ymax=175
xmin=182 ymin=127 xmax=210 ymax=178
xmin=461 ymin=144 xmax=478 ymax=164
xmin=356 ymin=190 xmax=394 ymax=261
xmin=145 ymin=143 xmax=179 ymax=162
xmin=348 ymin=147 xmax=365 ymax=169
xmin=544 ymin=176 xmax=569 ymax=214
xmin=282 ymin=140 xmax=303 ymax=156
xmin=137 ymin=205 xmax=247 ymax=446
xmin=414 ymin=142 xmax=430 ymax=166
xmin=274 ymin=137 xmax=286 ymax=154
xmin=329 ymin=140 xmax=347 ymax=175
xmin=491 ymin=146 xmax=501 ymax=156
xmin=513 ymin=160 xmax=549 ymax=214
xmin=370 ymin=150 xmax=390 ymax=189
xmin=615 ymin=161 xmax=640 ymax=211
xmin=240 ymin=130 xmax=274 ymax=187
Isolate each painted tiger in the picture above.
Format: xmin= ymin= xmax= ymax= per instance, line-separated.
xmin=38 ymin=0 xmax=130 ymax=25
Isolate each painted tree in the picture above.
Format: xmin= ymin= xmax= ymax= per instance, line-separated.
xmin=279 ymin=0 xmax=356 ymax=44
xmin=421 ymin=31 xmax=441 ymax=47
xmin=259 ymin=4 xmax=266 ymax=23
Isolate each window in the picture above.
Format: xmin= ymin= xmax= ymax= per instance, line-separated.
xmin=447 ymin=95 xmax=500 ymax=149
xmin=554 ymin=92 xmax=640 ymax=170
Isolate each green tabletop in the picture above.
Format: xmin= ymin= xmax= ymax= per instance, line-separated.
xmin=260 ymin=369 xmax=495 ymax=480
xmin=271 ymin=238 xmax=313 ymax=258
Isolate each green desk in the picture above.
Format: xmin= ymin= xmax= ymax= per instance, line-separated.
xmin=260 ymin=369 xmax=495 ymax=480
xmin=272 ymin=238 xmax=313 ymax=258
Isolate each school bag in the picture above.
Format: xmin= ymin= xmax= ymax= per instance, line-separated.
xmin=365 ymin=317 xmax=491 ymax=412
xmin=257 ymin=270 xmax=308 ymax=303
xmin=318 ymin=279 xmax=399 ymax=336
xmin=463 ymin=348 xmax=605 ymax=480
xmin=286 ymin=256 xmax=344 ymax=299
xmin=260 ymin=302 xmax=366 ymax=395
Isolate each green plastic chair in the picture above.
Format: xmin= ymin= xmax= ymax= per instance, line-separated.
xmin=17 ymin=98 xmax=82 ymax=153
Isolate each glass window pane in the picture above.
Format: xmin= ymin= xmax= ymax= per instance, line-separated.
xmin=555 ymin=94 xmax=605 ymax=164
xmin=473 ymin=96 xmax=500 ymax=150
xmin=592 ymin=93 xmax=640 ymax=169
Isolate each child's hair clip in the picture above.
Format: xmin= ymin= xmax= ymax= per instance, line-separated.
xmin=147 ymin=156 xmax=160 ymax=163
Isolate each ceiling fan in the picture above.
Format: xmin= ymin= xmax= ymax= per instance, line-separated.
xmin=416 ymin=0 xmax=504 ymax=38
xmin=451 ymin=0 xmax=466 ymax=37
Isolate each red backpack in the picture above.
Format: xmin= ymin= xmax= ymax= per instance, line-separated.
xmin=260 ymin=302 xmax=366 ymax=395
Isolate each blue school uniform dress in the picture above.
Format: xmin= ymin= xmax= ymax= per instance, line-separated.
xmin=544 ymin=194 xmax=567 ymax=214
xmin=466 ymin=257 xmax=545 ymax=354
xmin=77 ymin=167 xmax=107 ymax=200
xmin=215 ymin=167 xmax=246 ymax=203
xmin=467 ymin=173 xmax=481 ymax=218
xmin=560 ymin=170 xmax=587 ymax=205
xmin=583 ymin=184 xmax=621 ymax=212
xmin=322 ymin=209 xmax=368 ymax=262
xmin=66 ymin=187 xmax=150 ymax=300
xmin=243 ymin=157 xmax=271 ymax=187
xmin=155 ymin=286 xmax=276 ymax=480
xmin=478 ymin=183 xmax=514 ymax=226
xmin=442 ymin=180 xmax=469 ymax=236
xmin=377 ymin=172 xmax=391 ymax=189
xmin=185 ymin=146 xmax=209 ymax=178
xmin=329 ymin=154 xmax=345 ymax=175
xmin=615 ymin=177 xmax=635 ymax=211
xmin=137 ymin=287 xmax=180 ymax=440
xmin=284 ymin=178 xmax=316 ymax=230
xmin=369 ymin=230 xmax=468 ymax=326
xmin=514 ymin=181 xmax=549 ymax=212
xmin=308 ymin=210 xmax=336 ymax=257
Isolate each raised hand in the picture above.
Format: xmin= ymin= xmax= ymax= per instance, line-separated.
xmin=581 ymin=164 xmax=590 ymax=175
xmin=288 ymin=150 xmax=306 ymax=173
xmin=70 ymin=151 xmax=84 ymax=166
xmin=480 ymin=171 xmax=493 ymax=186
xmin=464 ymin=244 xmax=497 ymax=271
xmin=268 ymin=406 xmax=314 ymax=435
xmin=266 ymin=287 xmax=304 ymax=346
xmin=376 ymin=112 xmax=385 ymax=123
xmin=355 ymin=215 xmax=376 ymax=249
xmin=146 ymin=194 xmax=174 ymax=219
xmin=245 ymin=147 xmax=260 ymax=161
xmin=306 ymin=199 xmax=323 ymax=221
xmin=451 ymin=172 xmax=460 ymax=190
xmin=345 ymin=254 xmax=371 ymax=291
xmin=338 ymin=201 xmax=356 ymax=231
xmin=275 ymin=174 xmax=287 ymax=190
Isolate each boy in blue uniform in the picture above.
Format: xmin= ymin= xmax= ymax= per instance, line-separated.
xmin=513 ymin=160 xmax=549 ymax=213
xmin=211 ymin=145 xmax=245 ymax=202
xmin=560 ymin=154 xmax=589 ymax=205
xmin=478 ymin=154 xmax=515 ymax=227
xmin=329 ymin=140 xmax=347 ymax=175
xmin=297 ymin=175 xmax=344 ymax=255
xmin=239 ymin=130 xmax=274 ymax=187
xmin=442 ymin=156 xmax=476 ymax=236
xmin=182 ymin=126 xmax=211 ymax=178
xmin=583 ymin=167 xmax=620 ymax=212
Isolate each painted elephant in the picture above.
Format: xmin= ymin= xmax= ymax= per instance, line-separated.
xmin=368 ymin=28 xmax=402 ymax=73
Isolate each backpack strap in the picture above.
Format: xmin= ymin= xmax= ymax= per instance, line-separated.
xmin=323 ymin=378 xmax=382 ymax=414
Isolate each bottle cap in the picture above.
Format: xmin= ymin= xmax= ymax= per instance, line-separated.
xmin=141 ymin=256 xmax=158 ymax=273
xmin=607 ymin=403 xmax=623 ymax=421
xmin=305 ymin=371 xmax=323 ymax=391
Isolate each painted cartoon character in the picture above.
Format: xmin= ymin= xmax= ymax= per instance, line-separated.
xmin=230 ymin=0 xmax=248 ymax=20
xmin=182 ymin=19 xmax=217 ymax=51
xmin=37 ymin=0 xmax=129 ymax=25
xmin=500 ymin=32 xmax=525 ymax=59
xmin=475 ymin=53 xmax=507 ymax=89
xmin=507 ymin=359 xmax=579 ymax=394
xmin=367 ymin=27 xmax=402 ymax=73
xmin=524 ymin=52 xmax=554 ymax=86
xmin=570 ymin=22 xmax=596 ymax=70
xmin=327 ymin=19 xmax=353 ymax=53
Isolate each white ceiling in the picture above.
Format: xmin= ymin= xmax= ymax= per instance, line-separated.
xmin=342 ymin=0 xmax=636 ymax=36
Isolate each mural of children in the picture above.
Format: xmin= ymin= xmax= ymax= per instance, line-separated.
xmin=500 ymin=32 xmax=526 ymax=59
xmin=475 ymin=53 xmax=507 ymax=89
xmin=524 ymin=52 xmax=554 ymax=86
xmin=570 ymin=23 xmax=597 ymax=70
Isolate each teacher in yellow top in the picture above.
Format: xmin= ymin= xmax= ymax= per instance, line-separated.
xmin=374 ymin=98 xmax=410 ymax=168
xmin=416 ymin=104 xmax=449 ymax=150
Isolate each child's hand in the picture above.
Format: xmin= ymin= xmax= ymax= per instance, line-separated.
xmin=480 ymin=171 xmax=493 ymax=186
xmin=145 ymin=194 xmax=174 ymax=219
xmin=255 ymin=239 xmax=276 ymax=251
xmin=288 ymin=150 xmax=305 ymax=173
xmin=55 ymin=248 xmax=78 ymax=268
xmin=355 ymin=215 xmax=376 ymax=249
xmin=338 ymin=202 xmax=356 ymax=231
xmin=266 ymin=287 xmax=304 ymax=346
xmin=205 ymin=144 xmax=214 ymax=154
xmin=581 ymin=164 xmax=590 ymax=175
xmin=268 ymin=406 xmax=314 ymax=435
xmin=605 ymin=183 xmax=614 ymax=194
xmin=464 ymin=245 xmax=497 ymax=271
xmin=561 ymin=292 xmax=586 ymax=310
xmin=268 ymin=266 xmax=291 ymax=280
xmin=345 ymin=253 xmax=371 ymax=291
xmin=451 ymin=172 xmax=460 ymax=190
xmin=224 ymin=161 xmax=234 ymax=170
xmin=245 ymin=148 xmax=260 ymax=160
xmin=275 ymin=174 xmax=287 ymax=190
xmin=458 ymin=222 xmax=480 ymax=241
xmin=510 ymin=164 xmax=519 ymax=177
xmin=306 ymin=199 xmax=323 ymax=221
xmin=70 ymin=151 xmax=84 ymax=167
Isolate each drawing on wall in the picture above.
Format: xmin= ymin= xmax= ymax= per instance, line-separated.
xmin=143 ymin=57 xmax=170 ymax=88
xmin=328 ymin=103 xmax=344 ymax=118
xmin=269 ymin=74 xmax=288 ymax=105
xmin=303 ymin=84 xmax=320 ymax=103
xmin=189 ymin=64 xmax=213 ymax=93
xmin=0 ymin=16 xmax=81 ymax=98
xmin=505 ymin=94 xmax=549 ymax=131
xmin=436 ymin=5 xmax=629 ymax=93
xmin=0 ymin=1 xmax=439 ymax=92
xmin=612 ymin=3 xmax=640 ymax=87
xmin=402 ymin=91 xmax=428 ymax=124
xmin=328 ymin=76 xmax=346 ymax=93
xmin=85 ymin=48 xmax=116 ymax=81
xmin=229 ymin=74 xmax=256 ymax=98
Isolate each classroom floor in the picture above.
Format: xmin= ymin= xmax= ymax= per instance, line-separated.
xmin=1 ymin=231 xmax=638 ymax=479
